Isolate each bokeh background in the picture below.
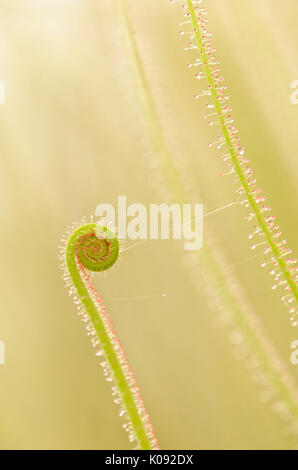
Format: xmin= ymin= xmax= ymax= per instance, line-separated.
xmin=0 ymin=0 xmax=297 ymax=449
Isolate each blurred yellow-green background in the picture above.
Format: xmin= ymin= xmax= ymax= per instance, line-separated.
xmin=0 ymin=0 xmax=297 ymax=449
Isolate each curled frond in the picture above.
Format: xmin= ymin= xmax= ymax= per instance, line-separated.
xmin=59 ymin=220 xmax=158 ymax=450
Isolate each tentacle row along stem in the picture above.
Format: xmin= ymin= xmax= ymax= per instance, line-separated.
xmin=118 ymin=0 xmax=298 ymax=430
xmin=63 ymin=222 xmax=158 ymax=450
xmin=179 ymin=0 xmax=298 ymax=324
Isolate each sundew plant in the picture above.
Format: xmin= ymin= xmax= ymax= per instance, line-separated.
xmin=3 ymin=0 xmax=298 ymax=452
xmin=57 ymin=0 xmax=298 ymax=450
xmin=60 ymin=221 xmax=159 ymax=449
xmin=174 ymin=0 xmax=298 ymax=324
xmin=113 ymin=0 xmax=298 ymax=440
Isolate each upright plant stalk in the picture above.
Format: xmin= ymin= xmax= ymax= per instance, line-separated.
xmin=176 ymin=0 xmax=298 ymax=325
xmin=60 ymin=222 xmax=158 ymax=450
xmin=115 ymin=0 xmax=298 ymax=433
xmin=117 ymin=0 xmax=185 ymax=201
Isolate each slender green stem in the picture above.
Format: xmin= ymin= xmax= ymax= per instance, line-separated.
xmin=187 ymin=0 xmax=298 ymax=305
xmin=64 ymin=223 xmax=157 ymax=450
xmin=116 ymin=0 xmax=298 ymax=430
xmin=118 ymin=0 xmax=185 ymax=200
